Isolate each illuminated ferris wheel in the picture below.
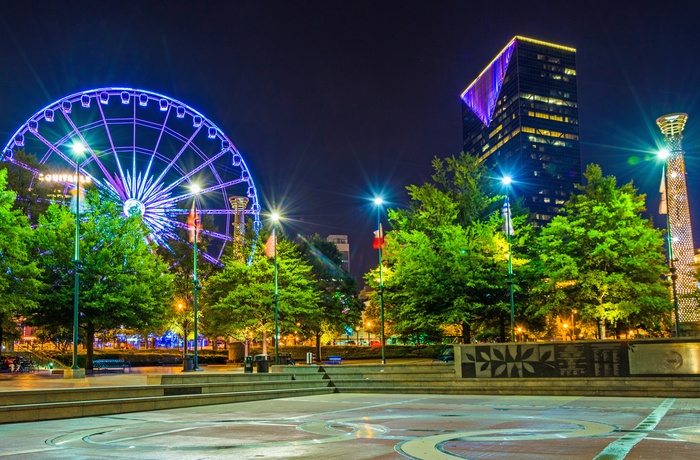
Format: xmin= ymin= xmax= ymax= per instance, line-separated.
xmin=1 ymin=87 xmax=261 ymax=264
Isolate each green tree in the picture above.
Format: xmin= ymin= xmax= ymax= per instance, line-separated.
xmin=0 ymin=169 xmax=43 ymax=349
xmin=373 ymin=153 xmax=526 ymax=343
xmin=0 ymin=149 xmax=52 ymax=224
xmin=29 ymin=194 xmax=173 ymax=367
xmin=297 ymin=234 xmax=362 ymax=359
xmin=530 ymin=164 xmax=671 ymax=338
xmin=203 ymin=233 xmax=320 ymax=356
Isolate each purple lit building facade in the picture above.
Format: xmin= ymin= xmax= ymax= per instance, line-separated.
xmin=462 ymin=36 xmax=581 ymax=224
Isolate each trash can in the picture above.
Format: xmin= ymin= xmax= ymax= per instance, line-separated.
xmin=244 ymin=356 xmax=253 ymax=374
xmin=306 ymin=352 xmax=314 ymax=365
xmin=183 ymin=354 xmax=194 ymax=372
xmin=254 ymin=354 xmax=269 ymax=373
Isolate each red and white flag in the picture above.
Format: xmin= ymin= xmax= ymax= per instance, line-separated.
xmin=264 ymin=228 xmax=276 ymax=258
xmin=659 ymin=171 xmax=668 ymax=215
xmin=187 ymin=202 xmax=201 ymax=243
xmin=373 ymin=223 xmax=385 ymax=249
xmin=502 ymin=196 xmax=514 ymax=236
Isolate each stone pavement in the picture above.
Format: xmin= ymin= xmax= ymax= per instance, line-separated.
xmin=1 ymin=368 xmax=700 ymax=459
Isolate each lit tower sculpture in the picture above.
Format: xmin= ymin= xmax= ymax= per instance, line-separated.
xmin=656 ymin=113 xmax=700 ymax=331
xmin=229 ymin=196 xmax=249 ymax=262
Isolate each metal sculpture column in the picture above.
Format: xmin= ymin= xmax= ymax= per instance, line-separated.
xmin=656 ymin=113 xmax=699 ymax=331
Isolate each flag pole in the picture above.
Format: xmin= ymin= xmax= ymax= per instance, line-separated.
xmin=505 ymin=196 xmax=515 ymax=342
xmin=374 ymin=197 xmax=386 ymax=365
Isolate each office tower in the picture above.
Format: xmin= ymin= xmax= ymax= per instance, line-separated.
xmin=461 ymin=36 xmax=581 ymax=224
xmin=657 ymin=113 xmax=699 ymax=327
xmin=326 ymin=234 xmax=350 ymax=272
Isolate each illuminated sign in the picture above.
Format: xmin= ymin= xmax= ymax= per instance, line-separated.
xmin=38 ymin=173 xmax=92 ymax=184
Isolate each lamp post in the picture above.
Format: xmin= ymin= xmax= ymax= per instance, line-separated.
xmin=191 ymin=184 xmax=201 ymax=371
xmin=271 ymin=212 xmax=280 ymax=365
xmin=571 ymin=308 xmax=577 ymax=340
xmin=658 ymin=149 xmax=681 ymax=337
xmin=67 ymin=143 xmax=85 ymax=379
xmin=373 ymin=197 xmax=386 ymax=364
xmin=502 ymin=177 xmax=515 ymax=342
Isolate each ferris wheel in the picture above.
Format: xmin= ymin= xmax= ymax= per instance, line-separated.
xmin=1 ymin=87 xmax=262 ymax=264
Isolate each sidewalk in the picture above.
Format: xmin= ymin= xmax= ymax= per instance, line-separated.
xmin=0 ymin=365 xmax=243 ymax=392
xmin=2 ymin=392 xmax=700 ymax=459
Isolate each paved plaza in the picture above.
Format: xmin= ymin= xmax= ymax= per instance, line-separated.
xmin=1 ymin=372 xmax=700 ymax=459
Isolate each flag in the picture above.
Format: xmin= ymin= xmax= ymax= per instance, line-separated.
xmin=264 ymin=228 xmax=276 ymax=258
xmin=659 ymin=171 xmax=668 ymax=215
xmin=502 ymin=196 xmax=514 ymax=236
xmin=187 ymin=202 xmax=201 ymax=243
xmin=373 ymin=223 xmax=385 ymax=249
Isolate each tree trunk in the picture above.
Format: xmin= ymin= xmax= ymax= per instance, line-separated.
xmin=262 ymin=330 xmax=267 ymax=354
xmin=598 ymin=319 xmax=606 ymax=340
xmin=0 ymin=314 xmax=3 ymax=354
xmin=86 ymin=321 xmax=95 ymax=370
xmin=461 ymin=320 xmax=471 ymax=344
xmin=315 ymin=332 xmax=322 ymax=363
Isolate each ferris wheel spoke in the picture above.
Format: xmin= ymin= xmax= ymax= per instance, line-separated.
xmin=141 ymin=126 xmax=203 ymax=201
xmin=150 ymin=178 xmax=245 ymax=211
xmin=31 ymin=131 xmax=79 ymax=170
xmin=59 ymin=109 xmax=125 ymax=198
xmin=171 ymin=220 xmax=233 ymax=242
xmin=96 ymin=101 xmax=129 ymax=199
xmin=140 ymin=107 xmax=172 ymax=200
xmin=144 ymin=148 xmax=227 ymax=203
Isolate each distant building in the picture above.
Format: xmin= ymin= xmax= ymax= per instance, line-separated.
xmin=461 ymin=36 xmax=581 ymax=225
xmin=326 ymin=234 xmax=350 ymax=272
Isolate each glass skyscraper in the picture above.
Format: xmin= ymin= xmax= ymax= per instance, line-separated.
xmin=461 ymin=36 xmax=581 ymax=224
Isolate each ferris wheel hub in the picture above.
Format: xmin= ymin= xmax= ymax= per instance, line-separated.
xmin=123 ymin=198 xmax=146 ymax=217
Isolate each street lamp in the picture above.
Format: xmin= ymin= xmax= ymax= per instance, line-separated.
xmin=572 ymin=308 xmax=577 ymax=340
xmin=271 ymin=212 xmax=280 ymax=365
xmin=67 ymin=142 xmax=86 ymax=379
xmin=658 ymin=149 xmax=681 ymax=337
xmin=191 ymin=184 xmax=202 ymax=371
xmin=501 ymin=177 xmax=515 ymax=342
xmin=373 ymin=197 xmax=386 ymax=364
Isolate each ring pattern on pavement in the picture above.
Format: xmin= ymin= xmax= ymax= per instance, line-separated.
xmin=2 ymin=394 xmax=700 ymax=459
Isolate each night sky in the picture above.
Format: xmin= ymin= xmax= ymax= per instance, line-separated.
xmin=1 ymin=1 xmax=699 ymax=281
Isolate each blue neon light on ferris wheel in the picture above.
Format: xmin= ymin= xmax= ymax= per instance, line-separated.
xmin=1 ymin=87 xmax=262 ymax=265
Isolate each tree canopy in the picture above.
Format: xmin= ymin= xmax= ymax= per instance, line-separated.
xmin=529 ymin=164 xmax=671 ymax=338
xmin=28 ymin=193 xmax=173 ymax=365
xmin=203 ymin=233 xmax=321 ymax=354
xmin=0 ymin=168 xmax=43 ymax=348
xmin=373 ymin=153 xmax=526 ymax=343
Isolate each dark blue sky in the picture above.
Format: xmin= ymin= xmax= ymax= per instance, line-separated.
xmin=1 ymin=1 xmax=699 ymax=280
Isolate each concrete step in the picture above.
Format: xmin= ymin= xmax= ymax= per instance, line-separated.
xmin=146 ymin=372 xmax=325 ymax=385
xmin=0 ymin=386 xmax=335 ymax=424
xmin=0 ymin=379 xmax=330 ymax=407
xmin=333 ymin=385 xmax=700 ymax=397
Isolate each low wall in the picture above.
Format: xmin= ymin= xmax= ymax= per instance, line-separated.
xmin=455 ymin=339 xmax=700 ymax=378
